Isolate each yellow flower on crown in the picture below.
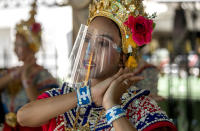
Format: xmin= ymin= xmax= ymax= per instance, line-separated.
xmin=16 ymin=0 xmax=42 ymax=53
xmin=87 ymin=0 xmax=156 ymax=69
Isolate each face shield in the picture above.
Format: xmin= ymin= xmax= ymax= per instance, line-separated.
xmin=69 ymin=24 xmax=122 ymax=85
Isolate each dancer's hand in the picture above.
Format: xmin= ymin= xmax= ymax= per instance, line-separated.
xmin=91 ymin=68 xmax=124 ymax=106
xmin=102 ymin=68 xmax=144 ymax=110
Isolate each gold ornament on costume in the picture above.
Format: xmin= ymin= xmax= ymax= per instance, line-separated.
xmin=125 ymin=55 xmax=138 ymax=68
xmin=88 ymin=0 xmax=155 ymax=69
xmin=5 ymin=112 xmax=17 ymax=127
xmin=65 ymin=108 xmax=105 ymax=131
xmin=15 ymin=0 xmax=42 ymax=53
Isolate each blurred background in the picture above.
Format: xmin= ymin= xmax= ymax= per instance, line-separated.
xmin=0 ymin=0 xmax=200 ymax=130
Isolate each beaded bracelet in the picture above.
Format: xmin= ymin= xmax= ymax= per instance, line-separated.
xmin=76 ymin=85 xmax=92 ymax=107
xmin=106 ymin=105 xmax=126 ymax=125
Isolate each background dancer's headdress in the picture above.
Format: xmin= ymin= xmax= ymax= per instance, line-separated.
xmin=88 ymin=0 xmax=156 ymax=68
xmin=15 ymin=0 xmax=42 ymax=53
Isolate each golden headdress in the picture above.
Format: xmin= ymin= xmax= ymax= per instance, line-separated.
xmin=15 ymin=0 xmax=42 ymax=53
xmin=88 ymin=0 xmax=156 ymax=68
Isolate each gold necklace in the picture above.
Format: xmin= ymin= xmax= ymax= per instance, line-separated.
xmin=65 ymin=107 xmax=105 ymax=131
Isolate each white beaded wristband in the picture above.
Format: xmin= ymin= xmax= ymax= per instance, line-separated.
xmin=106 ymin=105 xmax=126 ymax=125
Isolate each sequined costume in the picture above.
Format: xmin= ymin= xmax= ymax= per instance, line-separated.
xmin=38 ymin=82 xmax=176 ymax=131
xmin=135 ymin=63 xmax=159 ymax=95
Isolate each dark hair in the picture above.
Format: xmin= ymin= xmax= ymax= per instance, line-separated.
xmin=111 ymin=20 xmax=122 ymax=40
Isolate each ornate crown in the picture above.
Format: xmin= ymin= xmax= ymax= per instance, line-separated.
xmin=88 ymin=0 xmax=156 ymax=68
xmin=16 ymin=0 xmax=42 ymax=53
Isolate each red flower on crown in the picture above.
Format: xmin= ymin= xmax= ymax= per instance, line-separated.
xmin=31 ymin=23 xmax=41 ymax=34
xmin=124 ymin=16 xmax=153 ymax=46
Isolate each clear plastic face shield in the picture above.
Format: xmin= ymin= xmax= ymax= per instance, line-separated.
xmin=69 ymin=24 xmax=122 ymax=85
